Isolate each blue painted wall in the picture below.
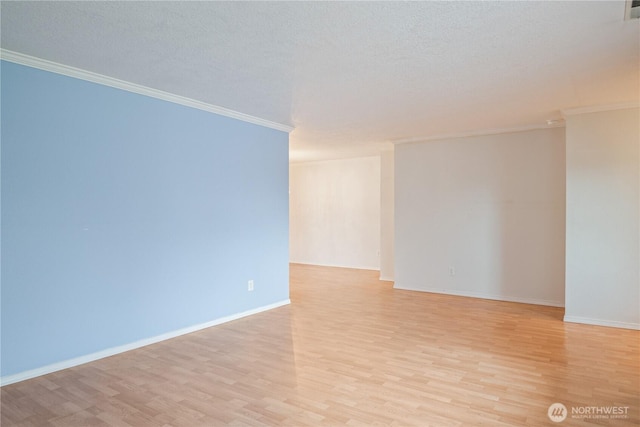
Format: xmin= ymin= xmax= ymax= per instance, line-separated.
xmin=1 ymin=61 xmax=290 ymax=377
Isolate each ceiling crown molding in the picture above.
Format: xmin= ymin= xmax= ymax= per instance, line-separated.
xmin=0 ymin=49 xmax=294 ymax=133
xmin=561 ymin=102 xmax=640 ymax=117
xmin=391 ymin=122 xmax=565 ymax=146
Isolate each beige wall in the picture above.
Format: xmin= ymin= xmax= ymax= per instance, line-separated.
xmin=564 ymin=107 xmax=640 ymax=329
xmin=290 ymin=156 xmax=381 ymax=270
xmin=394 ymin=127 xmax=566 ymax=306
xmin=290 ymin=107 xmax=639 ymax=330
xmin=380 ymin=150 xmax=395 ymax=281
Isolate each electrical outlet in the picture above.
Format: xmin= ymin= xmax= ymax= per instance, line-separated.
xmin=449 ymin=267 xmax=456 ymax=276
xmin=248 ymin=280 xmax=254 ymax=291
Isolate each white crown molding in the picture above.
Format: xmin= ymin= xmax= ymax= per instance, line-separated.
xmin=0 ymin=49 xmax=294 ymax=133
xmin=561 ymin=101 xmax=640 ymax=117
xmin=0 ymin=299 xmax=291 ymax=386
xmin=391 ymin=122 xmax=565 ymax=146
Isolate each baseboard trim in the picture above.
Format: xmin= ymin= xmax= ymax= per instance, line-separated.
xmin=563 ymin=315 xmax=640 ymax=330
xmin=0 ymin=299 xmax=291 ymax=387
xmin=379 ymin=276 xmax=395 ymax=282
xmin=393 ymin=284 xmax=564 ymax=308
xmin=290 ymin=261 xmax=380 ymax=272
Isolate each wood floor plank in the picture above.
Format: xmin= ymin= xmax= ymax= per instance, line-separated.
xmin=2 ymin=264 xmax=639 ymax=426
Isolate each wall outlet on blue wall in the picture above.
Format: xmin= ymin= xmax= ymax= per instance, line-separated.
xmin=248 ymin=280 xmax=254 ymax=291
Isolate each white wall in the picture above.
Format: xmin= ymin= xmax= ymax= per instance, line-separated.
xmin=395 ymin=128 xmax=566 ymax=306
xmin=564 ymin=107 xmax=640 ymax=329
xmin=290 ymin=156 xmax=381 ymax=270
xmin=380 ymin=150 xmax=395 ymax=280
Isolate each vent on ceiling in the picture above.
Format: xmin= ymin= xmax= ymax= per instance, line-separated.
xmin=625 ymin=0 xmax=640 ymax=20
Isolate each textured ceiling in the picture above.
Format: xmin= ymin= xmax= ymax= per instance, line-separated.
xmin=2 ymin=1 xmax=639 ymax=161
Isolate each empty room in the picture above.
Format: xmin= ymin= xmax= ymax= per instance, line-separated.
xmin=1 ymin=1 xmax=639 ymax=426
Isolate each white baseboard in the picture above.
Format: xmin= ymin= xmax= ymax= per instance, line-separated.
xmin=563 ymin=315 xmax=640 ymax=330
xmin=290 ymin=261 xmax=380 ymax=272
xmin=0 ymin=299 xmax=291 ymax=387
xmin=379 ymin=276 xmax=395 ymax=282
xmin=393 ymin=283 xmax=564 ymax=308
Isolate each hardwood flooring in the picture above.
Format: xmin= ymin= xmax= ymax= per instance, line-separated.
xmin=2 ymin=264 xmax=638 ymax=426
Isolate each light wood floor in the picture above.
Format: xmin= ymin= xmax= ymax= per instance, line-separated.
xmin=2 ymin=264 xmax=638 ymax=426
